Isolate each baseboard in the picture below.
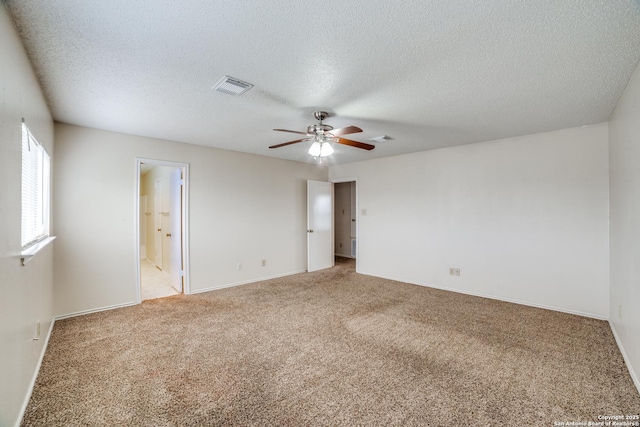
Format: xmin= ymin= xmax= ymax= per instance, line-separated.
xmin=15 ymin=318 xmax=55 ymax=427
xmin=55 ymin=301 xmax=138 ymax=320
xmin=609 ymin=321 xmax=640 ymax=395
xmin=368 ymin=272 xmax=608 ymax=320
xmin=57 ymin=270 xmax=308 ymax=315
xmin=190 ymin=270 xmax=306 ymax=295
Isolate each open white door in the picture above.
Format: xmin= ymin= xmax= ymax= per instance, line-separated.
xmin=169 ymin=168 xmax=183 ymax=292
xmin=154 ymin=179 xmax=163 ymax=269
xmin=307 ymin=180 xmax=334 ymax=272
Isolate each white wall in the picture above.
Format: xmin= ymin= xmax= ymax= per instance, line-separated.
xmin=330 ymin=124 xmax=610 ymax=318
xmin=0 ymin=5 xmax=55 ymax=426
xmin=609 ymin=59 xmax=640 ymax=392
xmin=53 ymin=123 xmax=327 ymax=316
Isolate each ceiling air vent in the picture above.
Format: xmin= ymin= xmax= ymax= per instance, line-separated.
xmin=213 ymin=75 xmax=253 ymax=96
xmin=369 ymin=135 xmax=392 ymax=143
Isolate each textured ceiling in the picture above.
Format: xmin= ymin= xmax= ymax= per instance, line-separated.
xmin=6 ymin=0 xmax=640 ymax=165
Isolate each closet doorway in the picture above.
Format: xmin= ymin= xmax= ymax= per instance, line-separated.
xmin=333 ymin=179 xmax=357 ymax=269
xmin=136 ymin=158 xmax=190 ymax=302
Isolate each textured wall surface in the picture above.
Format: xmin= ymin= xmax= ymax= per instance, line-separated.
xmin=53 ymin=123 xmax=327 ymax=317
xmin=0 ymin=4 xmax=55 ymax=426
xmin=330 ymin=124 xmax=610 ymax=318
xmin=609 ymin=58 xmax=640 ymax=392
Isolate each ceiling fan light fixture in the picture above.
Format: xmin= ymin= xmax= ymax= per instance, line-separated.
xmin=270 ymin=110 xmax=374 ymax=154
xmin=308 ymin=141 xmax=334 ymax=157
xmin=321 ymin=142 xmax=334 ymax=157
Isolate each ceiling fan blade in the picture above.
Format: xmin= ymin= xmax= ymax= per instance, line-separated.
xmin=269 ymin=138 xmax=308 ymax=149
xmin=335 ymin=137 xmax=375 ymax=151
xmin=327 ymin=126 xmax=363 ymax=137
xmin=273 ymin=128 xmax=308 ymax=135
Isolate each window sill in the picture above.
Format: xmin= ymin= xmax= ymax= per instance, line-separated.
xmin=21 ymin=236 xmax=56 ymax=266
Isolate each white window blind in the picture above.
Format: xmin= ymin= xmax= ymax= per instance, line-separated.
xmin=21 ymin=121 xmax=50 ymax=249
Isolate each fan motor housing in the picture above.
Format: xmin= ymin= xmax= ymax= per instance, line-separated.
xmin=308 ymin=124 xmax=334 ymax=135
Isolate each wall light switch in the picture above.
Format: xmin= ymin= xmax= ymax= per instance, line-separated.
xmin=361 ymin=209 xmax=367 ymax=216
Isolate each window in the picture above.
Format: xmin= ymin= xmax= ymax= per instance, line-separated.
xmin=21 ymin=120 xmax=50 ymax=249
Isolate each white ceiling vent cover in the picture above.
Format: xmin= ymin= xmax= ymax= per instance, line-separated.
xmin=369 ymin=135 xmax=392 ymax=143
xmin=213 ymin=75 xmax=253 ymax=96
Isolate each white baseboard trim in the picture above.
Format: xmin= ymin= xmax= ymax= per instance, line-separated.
xmin=609 ymin=321 xmax=640 ymax=395
xmin=190 ymin=270 xmax=307 ymax=295
xmin=55 ymin=301 xmax=138 ymax=320
xmin=57 ymin=269 xmax=309 ymax=316
xmin=15 ymin=271 xmax=634 ymax=427
xmin=15 ymin=318 xmax=56 ymax=427
xmin=367 ymin=272 xmax=608 ymax=320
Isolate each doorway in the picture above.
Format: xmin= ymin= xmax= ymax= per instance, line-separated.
xmin=136 ymin=159 xmax=189 ymax=302
xmin=333 ymin=179 xmax=358 ymax=271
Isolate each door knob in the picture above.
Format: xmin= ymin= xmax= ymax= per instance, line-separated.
xmin=157 ymin=228 xmax=161 ymax=231
xmin=166 ymin=233 xmax=172 ymax=237
xmin=307 ymin=229 xmax=314 ymax=233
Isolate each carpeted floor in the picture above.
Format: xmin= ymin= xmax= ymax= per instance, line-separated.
xmin=22 ymin=257 xmax=640 ymax=426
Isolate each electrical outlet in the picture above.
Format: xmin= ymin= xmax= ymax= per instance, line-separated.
xmin=33 ymin=320 xmax=40 ymax=340
xmin=236 ymin=263 xmax=242 ymax=271
xmin=261 ymin=259 xmax=266 ymax=267
xmin=449 ymin=268 xmax=461 ymax=276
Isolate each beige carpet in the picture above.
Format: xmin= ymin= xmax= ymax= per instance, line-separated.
xmin=22 ymin=258 xmax=640 ymax=426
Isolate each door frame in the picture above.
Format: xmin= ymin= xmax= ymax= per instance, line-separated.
xmin=331 ymin=177 xmax=358 ymax=272
xmin=135 ymin=158 xmax=190 ymax=303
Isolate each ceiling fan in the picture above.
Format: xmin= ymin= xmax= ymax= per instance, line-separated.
xmin=269 ymin=111 xmax=375 ymax=158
